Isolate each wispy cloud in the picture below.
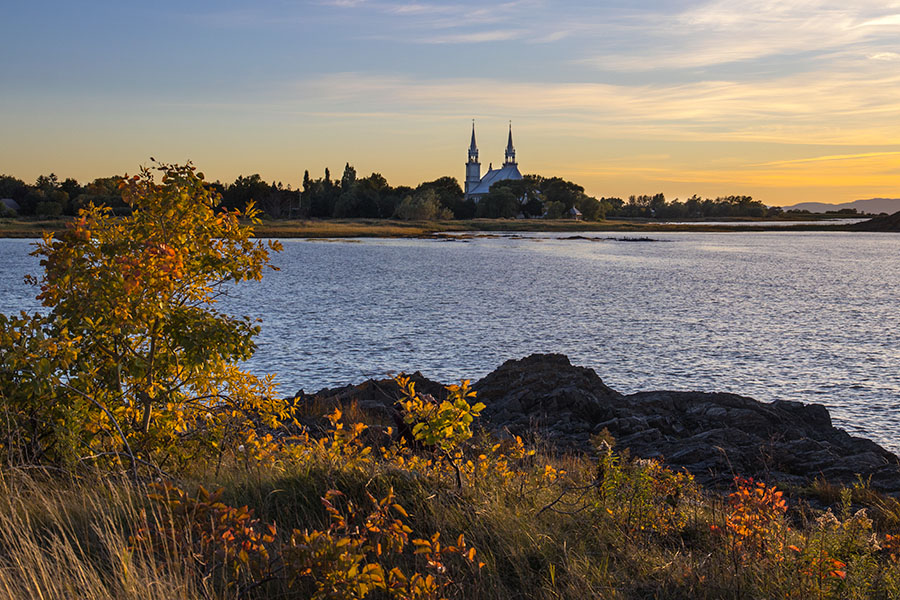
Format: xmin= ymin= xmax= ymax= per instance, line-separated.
xmin=580 ymin=1 xmax=900 ymax=71
xmin=320 ymin=0 xmax=369 ymax=7
xmin=319 ymin=0 xmax=539 ymax=33
xmin=868 ymin=52 xmax=900 ymax=61
xmin=418 ymin=29 xmax=526 ymax=43
xmin=750 ymin=151 xmax=900 ymax=167
xmin=857 ymin=13 xmax=900 ymax=27
xmin=292 ymin=68 xmax=900 ymax=145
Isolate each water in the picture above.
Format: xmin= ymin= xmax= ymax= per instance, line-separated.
xmin=2 ymin=232 xmax=899 ymax=450
xmin=660 ymin=219 xmax=867 ymax=227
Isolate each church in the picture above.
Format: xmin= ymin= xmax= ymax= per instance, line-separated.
xmin=464 ymin=122 xmax=523 ymax=201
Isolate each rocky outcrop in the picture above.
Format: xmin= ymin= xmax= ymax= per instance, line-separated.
xmin=292 ymin=354 xmax=900 ymax=494
xmin=472 ymin=355 xmax=900 ymax=493
xmin=846 ymin=210 xmax=900 ymax=231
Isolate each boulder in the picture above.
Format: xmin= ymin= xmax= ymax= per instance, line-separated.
xmin=290 ymin=353 xmax=900 ymax=495
xmin=472 ymin=354 xmax=900 ymax=494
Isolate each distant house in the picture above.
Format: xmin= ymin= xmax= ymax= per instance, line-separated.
xmin=568 ymin=206 xmax=583 ymax=221
xmin=463 ymin=123 xmax=523 ymax=202
xmin=0 ymin=198 xmax=20 ymax=216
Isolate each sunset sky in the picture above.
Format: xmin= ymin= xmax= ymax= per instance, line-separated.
xmin=3 ymin=0 xmax=900 ymax=206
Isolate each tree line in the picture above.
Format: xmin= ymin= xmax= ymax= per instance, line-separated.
xmin=1 ymin=165 xmax=780 ymax=220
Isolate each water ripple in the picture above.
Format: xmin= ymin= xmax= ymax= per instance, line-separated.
xmin=1 ymin=232 xmax=898 ymax=451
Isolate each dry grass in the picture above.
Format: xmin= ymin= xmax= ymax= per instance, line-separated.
xmin=3 ymin=429 xmax=900 ymax=599
xmin=0 ymin=471 xmax=208 ymax=600
xmin=0 ymin=218 xmax=70 ymax=238
xmin=0 ymin=216 xmax=852 ymax=240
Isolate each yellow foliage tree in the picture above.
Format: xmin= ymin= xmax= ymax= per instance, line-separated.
xmin=0 ymin=161 xmax=283 ymax=471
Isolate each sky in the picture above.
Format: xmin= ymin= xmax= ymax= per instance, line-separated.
xmin=2 ymin=0 xmax=900 ymax=206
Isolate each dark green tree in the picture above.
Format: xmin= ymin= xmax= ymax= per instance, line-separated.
xmin=341 ymin=163 xmax=357 ymax=193
xmin=221 ymin=174 xmax=269 ymax=213
xmin=476 ymin=187 xmax=519 ymax=218
xmin=0 ymin=175 xmax=28 ymax=205
xmin=416 ymin=176 xmax=464 ymax=217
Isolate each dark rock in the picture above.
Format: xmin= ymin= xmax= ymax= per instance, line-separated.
xmin=288 ymin=372 xmax=446 ymax=446
xmin=288 ymin=353 xmax=900 ymax=496
xmin=474 ymin=354 xmax=623 ymax=426
xmin=471 ymin=354 xmax=900 ymax=494
xmin=846 ymin=210 xmax=900 ymax=231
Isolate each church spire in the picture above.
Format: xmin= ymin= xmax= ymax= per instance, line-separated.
xmin=465 ymin=120 xmax=481 ymax=197
xmin=504 ymin=121 xmax=516 ymax=166
xmin=468 ymin=120 xmax=479 ymax=163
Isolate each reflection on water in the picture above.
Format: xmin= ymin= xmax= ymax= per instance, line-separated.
xmin=2 ymin=231 xmax=899 ymax=451
xmin=660 ymin=219 xmax=867 ymax=227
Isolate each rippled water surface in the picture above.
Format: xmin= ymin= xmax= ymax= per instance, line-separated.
xmin=2 ymin=232 xmax=899 ymax=450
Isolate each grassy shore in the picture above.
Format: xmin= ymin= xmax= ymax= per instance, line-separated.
xmin=3 ymin=418 xmax=900 ymax=600
xmin=0 ymin=217 xmax=77 ymax=238
xmin=1 ymin=216 xmax=855 ymax=239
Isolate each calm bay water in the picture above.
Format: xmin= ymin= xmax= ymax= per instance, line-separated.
xmin=2 ymin=232 xmax=899 ymax=450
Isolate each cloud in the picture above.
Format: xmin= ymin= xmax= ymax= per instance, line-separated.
xmin=418 ymin=29 xmax=526 ymax=43
xmin=580 ymin=1 xmax=900 ymax=71
xmin=320 ymin=0 xmax=369 ymax=7
xmin=869 ymin=52 xmax=900 ymax=60
xmin=857 ymin=13 xmax=900 ymax=27
xmin=292 ymin=68 xmax=900 ymax=145
xmin=387 ymin=2 xmax=456 ymax=15
xmin=749 ymin=152 xmax=900 ymax=167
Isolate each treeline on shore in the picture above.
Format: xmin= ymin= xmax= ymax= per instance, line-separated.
xmin=2 ymin=165 xmax=785 ymax=221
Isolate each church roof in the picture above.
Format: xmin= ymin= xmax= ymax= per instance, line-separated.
xmin=467 ymin=163 xmax=523 ymax=197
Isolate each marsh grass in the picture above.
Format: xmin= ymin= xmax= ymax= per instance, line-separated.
xmin=0 ymin=216 xmax=851 ymax=240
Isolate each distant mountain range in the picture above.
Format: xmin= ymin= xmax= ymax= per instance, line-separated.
xmin=781 ymin=198 xmax=900 ymax=214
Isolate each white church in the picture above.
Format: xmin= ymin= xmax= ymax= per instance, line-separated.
xmin=464 ymin=122 xmax=523 ymax=201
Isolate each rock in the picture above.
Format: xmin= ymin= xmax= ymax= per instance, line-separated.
xmin=471 ymin=354 xmax=900 ymax=494
xmin=474 ymin=354 xmax=623 ymax=427
xmin=846 ymin=210 xmax=900 ymax=231
xmin=288 ymin=353 xmax=900 ymax=496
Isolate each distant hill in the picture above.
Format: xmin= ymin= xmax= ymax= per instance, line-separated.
xmin=781 ymin=198 xmax=900 ymax=214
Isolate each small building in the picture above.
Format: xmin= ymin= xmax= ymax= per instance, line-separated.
xmin=568 ymin=206 xmax=583 ymax=221
xmin=464 ymin=123 xmax=523 ymax=202
xmin=0 ymin=198 xmax=20 ymax=216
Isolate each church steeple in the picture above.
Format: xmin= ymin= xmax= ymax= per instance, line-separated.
xmin=465 ymin=120 xmax=481 ymax=197
xmin=504 ymin=122 xmax=517 ymax=166
xmin=468 ymin=121 xmax=479 ymax=163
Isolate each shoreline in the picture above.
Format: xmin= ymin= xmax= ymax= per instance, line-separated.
xmin=0 ymin=216 xmax=876 ymax=239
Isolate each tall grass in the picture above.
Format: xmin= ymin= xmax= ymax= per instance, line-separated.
xmin=0 ymin=471 xmax=209 ymax=600
xmin=3 ymin=430 xmax=900 ymax=599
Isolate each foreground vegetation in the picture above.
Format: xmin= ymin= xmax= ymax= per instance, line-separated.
xmin=6 ymin=413 xmax=900 ymax=599
xmin=2 ymin=163 xmax=899 ymax=599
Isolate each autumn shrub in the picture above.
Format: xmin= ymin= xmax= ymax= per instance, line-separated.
xmin=284 ymin=488 xmax=481 ymax=600
xmin=135 ymin=482 xmax=278 ymax=593
xmin=719 ymin=476 xmax=789 ymax=561
xmin=596 ymin=446 xmax=700 ymax=538
xmin=133 ymin=477 xmax=482 ymax=600
xmin=395 ymin=376 xmax=485 ymax=488
xmin=0 ymin=162 xmax=283 ymax=471
xmin=396 ymin=376 xmax=484 ymax=453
